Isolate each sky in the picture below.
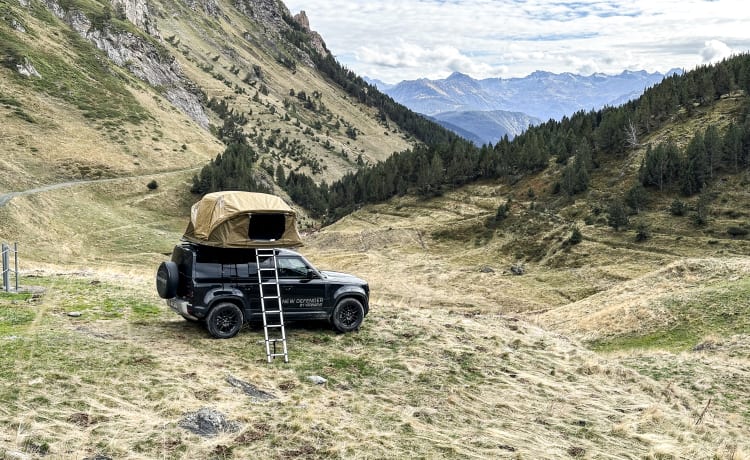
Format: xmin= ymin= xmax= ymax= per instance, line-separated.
xmin=283 ymin=0 xmax=750 ymax=84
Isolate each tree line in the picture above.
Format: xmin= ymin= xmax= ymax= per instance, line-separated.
xmin=639 ymin=120 xmax=750 ymax=195
xmin=194 ymin=42 xmax=750 ymax=223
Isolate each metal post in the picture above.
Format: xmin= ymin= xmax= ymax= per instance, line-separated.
xmin=2 ymin=243 xmax=8 ymax=292
xmin=14 ymin=242 xmax=18 ymax=292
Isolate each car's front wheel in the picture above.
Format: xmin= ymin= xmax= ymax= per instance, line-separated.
xmin=331 ymin=298 xmax=364 ymax=332
xmin=206 ymin=302 xmax=243 ymax=339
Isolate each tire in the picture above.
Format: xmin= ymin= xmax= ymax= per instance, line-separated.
xmin=206 ymin=302 xmax=244 ymax=339
xmin=331 ymin=298 xmax=364 ymax=333
xmin=156 ymin=261 xmax=179 ymax=299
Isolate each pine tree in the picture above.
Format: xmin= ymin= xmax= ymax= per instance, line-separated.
xmin=625 ymin=184 xmax=649 ymax=213
xmin=723 ymin=122 xmax=743 ymax=172
xmin=275 ymin=164 xmax=286 ymax=187
xmin=607 ymin=200 xmax=629 ymax=231
xmin=681 ymin=132 xmax=708 ymax=195
xmin=703 ymin=124 xmax=721 ymax=178
xmin=639 ymin=141 xmax=681 ymax=190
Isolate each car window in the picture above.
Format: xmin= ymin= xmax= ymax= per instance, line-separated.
xmin=277 ymin=257 xmax=309 ymax=279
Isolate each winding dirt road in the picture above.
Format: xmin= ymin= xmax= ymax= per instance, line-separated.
xmin=0 ymin=167 xmax=201 ymax=207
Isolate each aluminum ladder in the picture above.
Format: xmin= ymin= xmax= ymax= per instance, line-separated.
xmin=255 ymin=248 xmax=289 ymax=363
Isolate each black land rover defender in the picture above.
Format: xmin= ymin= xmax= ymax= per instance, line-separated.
xmin=156 ymin=243 xmax=369 ymax=338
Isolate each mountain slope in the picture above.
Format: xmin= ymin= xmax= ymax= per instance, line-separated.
xmin=0 ymin=0 xmax=420 ymax=196
xmin=431 ymin=109 xmax=541 ymax=145
xmin=385 ymin=69 xmax=679 ymax=121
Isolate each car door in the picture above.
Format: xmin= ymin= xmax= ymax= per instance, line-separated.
xmin=276 ymin=255 xmax=327 ymax=318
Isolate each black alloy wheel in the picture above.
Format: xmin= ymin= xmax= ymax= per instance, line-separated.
xmin=331 ymin=298 xmax=364 ymax=332
xmin=206 ymin=302 xmax=243 ymax=339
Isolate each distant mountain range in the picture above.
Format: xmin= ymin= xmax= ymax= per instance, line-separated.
xmin=367 ymin=69 xmax=681 ymax=144
xmin=428 ymin=110 xmax=541 ymax=146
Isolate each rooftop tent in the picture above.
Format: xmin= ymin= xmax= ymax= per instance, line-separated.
xmin=182 ymin=191 xmax=303 ymax=248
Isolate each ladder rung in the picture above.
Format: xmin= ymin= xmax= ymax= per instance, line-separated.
xmin=257 ymin=249 xmax=289 ymax=363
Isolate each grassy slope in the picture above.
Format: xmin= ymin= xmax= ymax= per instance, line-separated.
xmin=1 ymin=164 xmax=749 ymax=458
xmin=0 ymin=4 xmax=224 ymax=191
xmin=1 ymin=0 xmax=415 ymax=197
xmin=152 ymin=0 xmax=414 ymax=181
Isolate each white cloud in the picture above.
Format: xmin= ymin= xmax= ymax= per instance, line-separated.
xmin=355 ymin=42 xmax=500 ymax=79
xmin=284 ymin=0 xmax=750 ymax=82
xmin=700 ymin=40 xmax=734 ymax=63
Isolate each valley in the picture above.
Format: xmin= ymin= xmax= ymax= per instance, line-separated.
xmin=1 ymin=0 xmax=750 ymax=458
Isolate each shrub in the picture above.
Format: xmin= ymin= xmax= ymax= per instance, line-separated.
xmin=670 ymin=199 xmax=687 ymax=216
xmin=727 ymin=226 xmax=748 ymax=238
xmin=568 ymin=227 xmax=583 ymax=245
xmin=147 ymin=180 xmax=159 ymax=190
xmin=635 ymin=222 xmax=650 ymax=241
xmin=607 ymin=200 xmax=629 ymax=231
xmin=625 ymin=184 xmax=648 ymax=213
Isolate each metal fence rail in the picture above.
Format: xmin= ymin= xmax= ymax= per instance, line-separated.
xmin=2 ymin=242 xmax=19 ymax=292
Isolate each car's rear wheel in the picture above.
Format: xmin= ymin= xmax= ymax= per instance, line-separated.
xmin=156 ymin=261 xmax=179 ymax=299
xmin=206 ymin=302 xmax=243 ymax=339
xmin=331 ymin=298 xmax=364 ymax=332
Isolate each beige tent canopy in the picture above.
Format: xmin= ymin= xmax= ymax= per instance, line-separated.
xmin=182 ymin=191 xmax=303 ymax=248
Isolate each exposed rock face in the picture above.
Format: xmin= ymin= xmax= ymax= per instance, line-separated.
xmin=181 ymin=0 xmax=224 ymax=19
xmin=110 ymin=0 xmax=159 ymax=37
xmin=16 ymin=57 xmax=40 ymax=78
xmin=233 ymin=0 xmax=290 ymax=32
xmin=293 ymin=10 xmax=328 ymax=56
xmin=41 ymin=0 xmax=209 ymax=129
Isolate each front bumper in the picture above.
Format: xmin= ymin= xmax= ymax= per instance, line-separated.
xmin=167 ymin=298 xmax=199 ymax=321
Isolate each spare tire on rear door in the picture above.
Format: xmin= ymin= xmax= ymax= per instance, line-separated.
xmin=156 ymin=261 xmax=179 ymax=299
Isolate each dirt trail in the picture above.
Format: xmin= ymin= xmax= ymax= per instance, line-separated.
xmin=0 ymin=167 xmax=200 ymax=207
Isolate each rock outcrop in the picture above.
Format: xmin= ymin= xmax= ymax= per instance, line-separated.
xmin=181 ymin=0 xmax=224 ymax=19
xmin=233 ymin=0 xmax=289 ymax=32
xmin=39 ymin=0 xmax=209 ymax=128
xmin=110 ymin=0 xmax=159 ymax=36
xmin=16 ymin=57 xmax=41 ymax=78
xmin=293 ymin=10 xmax=328 ymax=57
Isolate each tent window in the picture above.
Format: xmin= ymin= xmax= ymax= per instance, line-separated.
xmin=248 ymin=213 xmax=286 ymax=240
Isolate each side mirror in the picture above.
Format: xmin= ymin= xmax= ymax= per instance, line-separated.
xmin=307 ymin=268 xmax=319 ymax=279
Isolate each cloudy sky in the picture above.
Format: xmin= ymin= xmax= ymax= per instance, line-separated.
xmin=283 ymin=0 xmax=750 ymax=83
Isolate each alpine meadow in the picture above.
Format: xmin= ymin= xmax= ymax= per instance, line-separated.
xmin=1 ymin=0 xmax=750 ymax=459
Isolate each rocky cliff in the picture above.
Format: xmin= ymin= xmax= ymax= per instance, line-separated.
xmin=36 ymin=0 xmax=209 ymax=128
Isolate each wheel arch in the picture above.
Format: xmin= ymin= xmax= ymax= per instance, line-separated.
xmin=204 ymin=288 xmax=248 ymax=313
xmin=332 ymin=287 xmax=369 ymax=315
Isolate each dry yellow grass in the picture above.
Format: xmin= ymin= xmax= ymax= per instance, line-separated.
xmin=1 ymin=267 xmax=748 ymax=459
xmin=0 ymin=172 xmax=749 ymax=458
xmin=536 ymin=257 xmax=750 ymax=341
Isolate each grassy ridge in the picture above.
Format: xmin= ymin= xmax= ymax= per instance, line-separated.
xmin=591 ymin=276 xmax=750 ymax=352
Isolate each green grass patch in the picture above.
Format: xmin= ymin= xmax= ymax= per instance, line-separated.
xmin=27 ymin=275 xmax=163 ymax=321
xmin=0 ymin=92 xmax=22 ymax=108
xmin=1 ymin=23 xmax=148 ymax=125
xmin=591 ymin=276 xmax=750 ymax=352
xmin=0 ymin=291 xmax=36 ymax=334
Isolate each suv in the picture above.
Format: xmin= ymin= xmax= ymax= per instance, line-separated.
xmin=156 ymin=243 xmax=369 ymax=338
